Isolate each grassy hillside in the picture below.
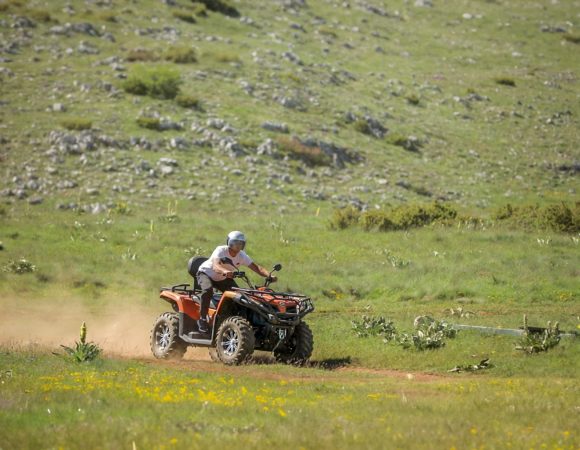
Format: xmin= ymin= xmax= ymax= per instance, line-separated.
xmin=1 ymin=0 xmax=578 ymax=211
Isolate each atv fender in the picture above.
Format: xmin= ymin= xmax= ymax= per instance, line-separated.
xmin=160 ymin=291 xmax=200 ymax=318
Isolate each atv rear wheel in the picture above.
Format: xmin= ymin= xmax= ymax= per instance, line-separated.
xmin=274 ymin=322 xmax=313 ymax=365
xmin=151 ymin=312 xmax=187 ymax=360
xmin=215 ymin=316 xmax=255 ymax=365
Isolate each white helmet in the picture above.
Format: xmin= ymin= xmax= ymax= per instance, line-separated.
xmin=226 ymin=230 xmax=246 ymax=250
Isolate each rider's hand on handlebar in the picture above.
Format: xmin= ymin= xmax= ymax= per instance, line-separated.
xmin=267 ymin=275 xmax=277 ymax=283
xmin=225 ymin=271 xmax=235 ymax=279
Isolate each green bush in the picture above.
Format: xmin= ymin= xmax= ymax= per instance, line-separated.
xmin=493 ymin=203 xmax=579 ymax=233
xmin=191 ymin=3 xmax=208 ymax=17
xmin=60 ymin=118 xmax=93 ymax=131
xmin=390 ymin=203 xmax=457 ymax=229
xmin=172 ymin=10 xmax=197 ymax=24
xmin=329 ymin=206 xmax=361 ymax=230
xmin=165 ymin=47 xmax=197 ymax=64
xmin=360 ymin=210 xmax=396 ymax=231
xmin=136 ymin=117 xmax=162 ymax=131
xmin=563 ymin=33 xmax=580 ymax=44
xmin=123 ymin=66 xmax=182 ymax=99
xmin=213 ymin=51 xmax=241 ymax=64
xmin=277 ymin=137 xmax=331 ymax=167
xmin=516 ymin=315 xmax=561 ymax=354
xmin=175 ymin=94 xmax=202 ymax=109
xmin=126 ymin=49 xmax=159 ymax=62
xmin=2 ymin=258 xmax=36 ymax=274
xmin=353 ymin=119 xmax=372 ymax=136
xmin=494 ymin=76 xmax=516 ymax=87
xmin=192 ymin=0 xmax=240 ymax=17
xmin=61 ymin=322 xmax=101 ymax=362
xmin=27 ymin=8 xmax=52 ymax=22
xmin=405 ymin=93 xmax=420 ymax=105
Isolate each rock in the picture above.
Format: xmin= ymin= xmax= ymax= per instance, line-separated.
xmin=158 ymin=157 xmax=179 ymax=167
xmin=71 ymin=23 xmax=101 ymax=37
xmin=257 ymin=139 xmax=279 ymax=156
xmin=159 ymin=165 xmax=174 ymax=176
xmin=12 ymin=16 xmax=36 ymax=28
xmin=86 ymin=188 xmax=99 ymax=196
xmin=78 ymin=41 xmax=100 ymax=55
xmin=414 ymin=0 xmax=433 ymax=7
xmin=52 ymin=103 xmax=66 ymax=112
xmin=28 ymin=196 xmax=43 ymax=205
xmin=207 ymin=118 xmax=226 ymax=129
xmin=282 ymin=51 xmax=303 ymax=65
xmin=279 ymin=96 xmax=301 ymax=110
xmin=540 ymin=25 xmax=567 ymax=33
xmin=261 ymin=122 xmax=289 ymax=133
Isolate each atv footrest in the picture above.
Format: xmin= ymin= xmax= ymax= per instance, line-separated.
xmin=180 ymin=333 xmax=212 ymax=346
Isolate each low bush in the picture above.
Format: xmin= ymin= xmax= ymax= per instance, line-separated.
xmin=175 ymin=94 xmax=202 ymax=109
xmin=126 ymin=49 xmax=159 ymax=62
xmin=192 ymin=0 xmax=240 ymax=17
xmin=60 ymin=118 xmax=93 ymax=131
xmin=329 ymin=206 xmax=361 ymax=230
xmin=405 ymin=93 xmax=420 ymax=105
xmin=494 ymin=76 xmax=516 ymax=87
xmin=360 ymin=210 xmax=396 ymax=231
xmin=123 ymin=66 xmax=181 ymax=99
xmin=563 ymin=33 xmax=580 ymax=44
xmin=27 ymin=8 xmax=52 ymax=22
xmin=3 ymin=259 xmax=36 ymax=274
xmin=136 ymin=117 xmax=162 ymax=131
xmin=353 ymin=119 xmax=372 ymax=136
xmin=165 ymin=47 xmax=197 ymax=64
xmin=190 ymin=3 xmax=208 ymax=17
xmin=493 ymin=203 xmax=579 ymax=233
xmin=213 ymin=51 xmax=241 ymax=64
xmin=61 ymin=322 xmax=101 ymax=362
xmin=277 ymin=137 xmax=331 ymax=167
xmin=172 ymin=11 xmax=197 ymax=24
xmin=351 ymin=315 xmax=397 ymax=340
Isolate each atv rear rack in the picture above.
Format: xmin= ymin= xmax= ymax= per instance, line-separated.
xmin=160 ymin=283 xmax=195 ymax=294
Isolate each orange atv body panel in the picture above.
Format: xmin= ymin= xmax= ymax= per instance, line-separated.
xmin=159 ymin=290 xmax=239 ymax=321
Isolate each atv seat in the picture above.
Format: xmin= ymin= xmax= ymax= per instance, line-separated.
xmin=187 ymin=256 xmax=208 ymax=291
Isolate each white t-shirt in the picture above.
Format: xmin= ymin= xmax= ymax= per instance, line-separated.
xmin=198 ymin=245 xmax=253 ymax=281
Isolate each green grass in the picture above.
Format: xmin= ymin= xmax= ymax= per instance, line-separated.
xmin=1 ymin=347 xmax=579 ymax=450
xmin=1 ymin=0 xmax=579 ymax=447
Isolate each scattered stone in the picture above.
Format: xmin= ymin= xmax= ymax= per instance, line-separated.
xmin=52 ymin=103 xmax=66 ymax=112
xmin=261 ymin=122 xmax=289 ymax=133
xmin=78 ymin=41 xmax=100 ymax=55
xmin=257 ymin=139 xmax=279 ymax=156
xmin=414 ymin=0 xmax=433 ymax=6
xmin=28 ymin=196 xmax=43 ymax=205
xmin=12 ymin=16 xmax=36 ymax=29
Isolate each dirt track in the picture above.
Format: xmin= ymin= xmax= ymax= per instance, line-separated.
xmin=0 ymin=297 xmax=448 ymax=383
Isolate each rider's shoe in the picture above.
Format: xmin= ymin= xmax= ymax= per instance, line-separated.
xmin=197 ymin=318 xmax=209 ymax=333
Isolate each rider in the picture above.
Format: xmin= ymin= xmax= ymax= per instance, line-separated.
xmin=196 ymin=231 xmax=276 ymax=333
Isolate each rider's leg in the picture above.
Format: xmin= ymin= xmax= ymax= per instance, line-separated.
xmin=196 ymin=273 xmax=214 ymax=332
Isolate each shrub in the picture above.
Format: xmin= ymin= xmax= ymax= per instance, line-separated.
xmin=60 ymin=118 xmax=93 ymax=131
xmin=213 ymin=51 xmax=241 ymax=64
xmin=96 ymin=11 xmax=118 ymax=22
xmin=2 ymin=258 xmax=36 ymax=274
xmin=126 ymin=49 xmax=159 ymax=62
xmin=405 ymin=93 xmax=420 ymax=105
xmin=563 ymin=33 xmax=580 ymax=44
xmin=390 ymin=202 xmax=457 ymax=229
xmin=175 ymin=94 xmax=202 ymax=109
xmin=165 ymin=47 xmax=197 ymax=64
xmin=277 ymin=136 xmax=331 ymax=167
xmin=191 ymin=3 xmax=208 ymax=17
xmin=318 ymin=27 xmax=338 ymax=38
xmin=27 ymin=8 xmax=52 ymax=22
xmin=360 ymin=210 xmax=396 ymax=231
xmin=192 ymin=0 xmax=240 ymax=17
xmin=136 ymin=117 xmax=162 ymax=130
xmin=123 ymin=66 xmax=181 ymax=99
xmin=172 ymin=10 xmax=197 ymax=24
xmin=353 ymin=119 xmax=372 ymax=136
xmin=329 ymin=206 xmax=361 ymax=230
xmin=494 ymin=76 xmax=516 ymax=87
xmin=493 ymin=203 xmax=579 ymax=233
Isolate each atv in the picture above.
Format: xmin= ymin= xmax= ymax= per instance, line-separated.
xmin=150 ymin=256 xmax=315 ymax=365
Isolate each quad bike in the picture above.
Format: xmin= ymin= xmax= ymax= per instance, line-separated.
xmin=150 ymin=256 xmax=315 ymax=365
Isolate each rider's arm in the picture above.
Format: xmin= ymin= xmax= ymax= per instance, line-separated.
xmin=249 ymin=262 xmax=275 ymax=280
xmin=212 ymin=259 xmax=234 ymax=278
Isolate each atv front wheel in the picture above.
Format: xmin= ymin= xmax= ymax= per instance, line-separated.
xmin=274 ymin=322 xmax=313 ymax=365
xmin=215 ymin=316 xmax=255 ymax=365
xmin=150 ymin=312 xmax=187 ymax=360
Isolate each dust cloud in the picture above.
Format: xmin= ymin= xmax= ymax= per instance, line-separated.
xmin=0 ymin=297 xmax=209 ymax=360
